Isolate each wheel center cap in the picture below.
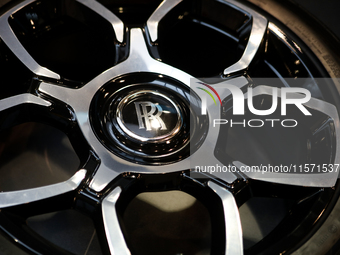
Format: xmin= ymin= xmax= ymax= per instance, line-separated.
xmin=90 ymin=73 xmax=207 ymax=165
xmin=116 ymin=91 xmax=182 ymax=142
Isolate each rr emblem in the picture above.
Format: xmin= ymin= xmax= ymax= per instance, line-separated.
xmin=134 ymin=101 xmax=167 ymax=131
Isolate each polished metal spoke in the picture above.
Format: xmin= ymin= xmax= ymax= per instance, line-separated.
xmin=231 ymin=86 xmax=340 ymax=187
xmin=0 ymin=93 xmax=51 ymax=110
xmin=102 ymin=187 xmax=131 ymax=255
xmin=0 ymin=0 xmax=60 ymax=79
xmin=207 ymin=181 xmax=243 ymax=255
xmin=147 ymin=0 xmax=183 ymax=42
xmin=76 ymin=0 xmax=124 ymax=43
xmin=190 ymin=76 xmax=249 ymax=184
xmin=0 ymin=169 xmax=86 ymax=208
xmin=223 ymin=0 xmax=268 ymax=76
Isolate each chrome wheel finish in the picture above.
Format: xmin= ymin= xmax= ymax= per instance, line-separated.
xmin=0 ymin=0 xmax=339 ymax=254
xmin=101 ymin=187 xmax=130 ymax=255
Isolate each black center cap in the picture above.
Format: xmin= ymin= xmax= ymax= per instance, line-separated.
xmin=116 ymin=91 xmax=182 ymax=141
xmin=90 ymin=73 xmax=208 ymax=165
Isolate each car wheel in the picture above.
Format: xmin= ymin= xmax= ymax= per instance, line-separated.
xmin=0 ymin=0 xmax=340 ymax=254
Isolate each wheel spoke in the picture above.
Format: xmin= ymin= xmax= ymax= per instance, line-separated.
xmin=0 ymin=170 xmax=86 ymax=208
xmin=223 ymin=0 xmax=267 ymax=76
xmin=207 ymin=181 xmax=243 ymax=255
xmin=89 ymin=164 xmax=120 ymax=193
xmin=102 ymin=187 xmax=131 ymax=255
xmin=125 ymin=28 xmax=193 ymax=85
xmin=0 ymin=93 xmax=51 ymax=110
xmin=147 ymin=0 xmax=183 ymax=42
xmin=230 ymin=85 xmax=340 ymax=187
xmin=76 ymin=0 xmax=124 ymax=43
xmin=191 ymin=77 xmax=248 ymax=184
xmin=0 ymin=0 xmax=60 ymax=79
xmin=39 ymin=82 xmax=77 ymax=105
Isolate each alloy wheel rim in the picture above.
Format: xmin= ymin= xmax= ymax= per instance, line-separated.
xmin=0 ymin=0 xmax=339 ymax=254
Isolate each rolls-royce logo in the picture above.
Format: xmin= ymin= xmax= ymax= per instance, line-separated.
xmin=134 ymin=101 xmax=167 ymax=131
